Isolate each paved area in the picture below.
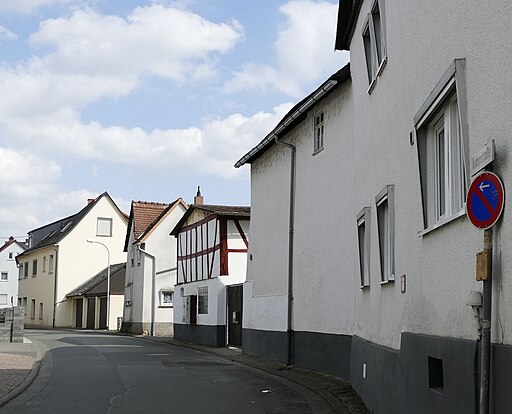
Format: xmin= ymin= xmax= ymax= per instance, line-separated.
xmin=0 ymin=332 xmax=369 ymax=413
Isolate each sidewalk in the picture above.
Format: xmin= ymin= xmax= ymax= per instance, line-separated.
xmin=0 ymin=340 xmax=39 ymax=407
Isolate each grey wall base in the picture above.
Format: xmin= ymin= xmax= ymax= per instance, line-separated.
xmin=174 ymin=323 xmax=226 ymax=347
xmin=242 ymin=329 xmax=512 ymax=413
xmin=120 ymin=321 xmax=173 ymax=336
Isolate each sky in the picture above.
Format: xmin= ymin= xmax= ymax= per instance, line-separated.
xmin=0 ymin=0 xmax=348 ymax=240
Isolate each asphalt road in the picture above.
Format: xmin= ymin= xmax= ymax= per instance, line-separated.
xmin=1 ymin=330 xmax=318 ymax=413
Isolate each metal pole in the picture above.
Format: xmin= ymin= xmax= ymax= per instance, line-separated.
xmin=106 ymin=248 xmax=111 ymax=331
xmin=479 ymin=228 xmax=492 ymax=414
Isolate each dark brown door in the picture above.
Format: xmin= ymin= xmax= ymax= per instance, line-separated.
xmin=86 ymin=297 xmax=95 ymax=329
xmin=190 ymin=295 xmax=197 ymax=325
xmin=227 ymin=285 xmax=243 ymax=347
xmin=75 ymin=298 xmax=83 ymax=328
xmin=99 ymin=297 xmax=107 ymax=329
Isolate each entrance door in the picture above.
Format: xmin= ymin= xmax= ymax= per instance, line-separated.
xmin=227 ymin=285 xmax=243 ymax=347
xmin=99 ymin=297 xmax=107 ymax=329
xmin=75 ymin=298 xmax=83 ymax=328
xmin=86 ymin=297 xmax=95 ymax=329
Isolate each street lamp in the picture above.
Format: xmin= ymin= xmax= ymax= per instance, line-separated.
xmin=86 ymin=239 xmax=111 ymax=330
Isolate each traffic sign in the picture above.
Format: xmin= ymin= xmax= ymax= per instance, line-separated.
xmin=466 ymin=171 xmax=505 ymax=230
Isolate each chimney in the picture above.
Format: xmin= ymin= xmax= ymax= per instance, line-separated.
xmin=4 ymin=236 xmax=14 ymax=245
xmin=87 ymin=198 xmax=95 ymax=205
xmin=194 ymin=186 xmax=204 ymax=205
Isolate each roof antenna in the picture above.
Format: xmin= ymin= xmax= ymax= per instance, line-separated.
xmin=194 ymin=186 xmax=204 ymax=205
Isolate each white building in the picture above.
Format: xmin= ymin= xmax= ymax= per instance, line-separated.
xmin=121 ymin=198 xmax=187 ymax=336
xmin=171 ymin=194 xmax=250 ymax=348
xmin=17 ymin=192 xmax=128 ymax=329
xmin=236 ymin=1 xmax=512 ymax=412
xmin=0 ymin=237 xmax=26 ymax=308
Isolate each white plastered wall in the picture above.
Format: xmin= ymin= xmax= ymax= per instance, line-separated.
xmin=0 ymin=243 xmax=25 ymax=308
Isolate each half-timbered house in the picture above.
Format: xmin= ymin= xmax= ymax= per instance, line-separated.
xmin=171 ymin=196 xmax=250 ymax=348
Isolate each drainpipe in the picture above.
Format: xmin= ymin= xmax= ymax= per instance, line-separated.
xmin=274 ymin=135 xmax=296 ymax=366
xmin=139 ymin=247 xmax=156 ymax=336
xmin=52 ymin=246 xmax=59 ymax=329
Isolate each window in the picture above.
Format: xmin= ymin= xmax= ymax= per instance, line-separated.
xmin=0 ymin=294 xmax=7 ymax=305
xmin=130 ymin=247 xmax=135 ymax=267
xmin=32 ymin=259 xmax=38 ymax=277
xmin=18 ymin=298 xmax=22 ymax=307
xmin=160 ymin=291 xmax=173 ymax=307
xmin=22 ymin=297 xmax=27 ymax=314
xmin=314 ymin=112 xmax=324 ymax=153
xmin=357 ymin=207 xmax=371 ymax=288
xmin=49 ymin=255 xmax=54 ymax=273
xmin=125 ymin=285 xmax=132 ymax=306
xmin=198 ymin=286 xmax=208 ymax=314
xmin=8 ymin=252 xmax=13 ymax=260
xmin=39 ymin=303 xmax=44 ymax=320
xmin=30 ymin=299 xmax=36 ymax=319
xmin=24 ymin=262 xmax=29 ymax=278
xmin=415 ymin=60 xmax=468 ymax=232
xmin=362 ymin=0 xmax=387 ymax=89
xmin=19 ymin=264 xmax=23 ymax=280
xmin=43 ymin=256 xmax=47 ymax=273
xmin=376 ymin=185 xmax=395 ymax=283
xmin=97 ymin=217 xmax=113 ymax=237
xmin=1 ymin=272 xmax=7 ymax=281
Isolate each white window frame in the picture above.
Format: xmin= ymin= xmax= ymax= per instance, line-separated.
xmin=24 ymin=262 xmax=29 ymax=279
xmin=96 ymin=217 xmax=113 ymax=237
xmin=32 ymin=259 xmax=38 ymax=277
xmin=160 ymin=290 xmax=173 ymax=307
xmin=43 ymin=256 xmax=47 ymax=273
xmin=1 ymin=271 xmax=7 ymax=281
xmin=124 ymin=285 xmax=132 ymax=306
xmin=30 ymin=299 xmax=36 ymax=319
xmin=375 ymin=185 xmax=395 ymax=283
xmin=49 ymin=254 xmax=54 ymax=274
xmin=198 ymin=286 xmax=208 ymax=314
xmin=362 ymin=0 xmax=387 ymax=91
xmin=313 ymin=111 xmax=325 ymax=154
xmin=357 ymin=207 xmax=371 ymax=288
xmin=18 ymin=264 xmax=23 ymax=280
xmin=8 ymin=252 xmax=13 ymax=260
xmin=0 ymin=294 xmax=7 ymax=305
xmin=415 ymin=59 xmax=469 ymax=235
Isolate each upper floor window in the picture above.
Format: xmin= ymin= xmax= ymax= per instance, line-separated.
xmin=376 ymin=185 xmax=395 ymax=283
xmin=43 ymin=256 xmax=47 ymax=273
xmin=362 ymin=0 xmax=387 ymax=91
xmin=357 ymin=207 xmax=371 ymax=288
xmin=32 ymin=259 xmax=38 ymax=277
xmin=24 ymin=262 xmax=29 ymax=279
xmin=97 ymin=218 xmax=113 ymax=237
xmin=1 ymin=272 xmax=7 ymax=281
xmin=19 ymin=264 xmax=23 ymax=280
xmin=8 ymin=252 xmax=13 ymax=260
xmin=160 ymin=290 xmax=173 ymax=307
xmin=415 ymin=60 xmax=468 ymax=233
xmin=314 ymin=112 xmax=324 ymax=153
xmin=49 ymin=254 xmax=54 ymax=274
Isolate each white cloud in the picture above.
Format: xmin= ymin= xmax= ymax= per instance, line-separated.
xmin=3 ymin=103 xmax=293 ymax=179
xmin=0 ymin=0 xmax=73 ymax=14
xmin=224 ymin=0 xmax=347 ymax=98
xmin=0 ymin=26 xmax=17 ymax=41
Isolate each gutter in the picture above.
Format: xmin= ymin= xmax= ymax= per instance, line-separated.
xmin=234 ymin=79 xmax=338 ymax=168
xmin=274 ymin=136 xmax=296 ymax=366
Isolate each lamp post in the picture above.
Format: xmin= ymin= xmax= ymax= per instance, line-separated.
xmin=87 ymin=239 xmax=111 ymax=330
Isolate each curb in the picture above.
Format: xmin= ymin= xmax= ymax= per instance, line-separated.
xmin=0 ymin=339 xmax=46 ymax=408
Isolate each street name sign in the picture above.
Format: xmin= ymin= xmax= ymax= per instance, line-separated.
xmin=466 ymin=171 xmax=504 ymax=230
xmin=471 ymin=140 xmax=495 ymax=176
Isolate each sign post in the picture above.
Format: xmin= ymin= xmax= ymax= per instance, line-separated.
xmin=466 ymin=170 xmax=504 ymax=414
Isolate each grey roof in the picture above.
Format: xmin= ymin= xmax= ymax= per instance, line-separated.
xmin=234 ymin=65 xmax=351 ymax=167
xmin=66 ymin=262 xmax=126 ymax=297
xmin=17 ymin=192 xmax=125 ymax=261
xmin=334 ymin=0 xmax=363 ymax=51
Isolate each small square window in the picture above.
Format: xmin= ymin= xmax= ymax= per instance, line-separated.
xmin=160 ymin=291 xmax=173 ymax=307
xmin=0 ymin=294 xmax=7 ymax=305
xmin=357 ymin=207 xmax=371 ymax=288
xmin=198 ymin=286 xmax=208 ymax=314
xmin=314 ymin=112 xmax=324 ymax=153
xmin=1 ymin=272 xmax=7 ymax=281
xmin=97 ymin=218 xmax=113 ymax=237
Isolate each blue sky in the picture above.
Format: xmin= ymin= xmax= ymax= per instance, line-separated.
xmin=0 ymin=0 xmax=348 ymax=239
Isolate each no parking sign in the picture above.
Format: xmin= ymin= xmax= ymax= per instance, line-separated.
xmin=466 ymin=171 xmax=505 ymax=230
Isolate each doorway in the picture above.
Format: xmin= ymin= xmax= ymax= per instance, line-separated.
xmin=75 ymin=298 xmax=83 ymax=328
xmin=227 ymin=285 xmax=243 ymax=347
xmin=86 ymin=297 xmax=95 ymax=329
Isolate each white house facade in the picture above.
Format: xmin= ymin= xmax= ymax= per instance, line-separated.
xmin=0 ymin=237 xmax=26 ymax=308
xmin=121 ymin=198 xmax=187 ymax=336
xmin=171 ymin=200 xmax=250 ymax=348
xmin=17 ymin=192 xmax=128 ymax=329
xmin=236 ymin=1 xmax=512 ymax=412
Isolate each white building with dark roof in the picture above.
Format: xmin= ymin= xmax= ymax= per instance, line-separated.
xmin=0 ymin=237 xmax=26 ymax=308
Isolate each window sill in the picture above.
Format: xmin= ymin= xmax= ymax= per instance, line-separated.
xmin=360 ymin=285 xmax=370 ymax=290
xmin=419 ymin=209 xmax=466 ymax=237
xmin=158 ymin=305 xmax=173 ymax=308
xmin=367 ymin=77 xmax=377 ymax=94
xmin=380 ymin=279 xmax=395 ymax=286
xmin=313 ymin=147 xmax=324 ymax=156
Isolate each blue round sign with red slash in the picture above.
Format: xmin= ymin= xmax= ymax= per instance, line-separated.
xmin=466 ymin=171 xmax=505 ymax=230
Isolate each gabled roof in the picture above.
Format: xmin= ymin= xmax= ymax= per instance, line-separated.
xmin=234 ymin=64 xmax=351 ymax=167
xmin=66 ymin=262 xmax=126 ymax=297
xmin=18 ymin=192 xmax=127 ymax=260
xmin=170 ymin=204 xmax=250 ymax=236
xmin=334 ymin=0 xmax=363 ymax=51
xmin=123 ymin=198 xmax=187 ymax=252
xmin=0 ymin=237 xmax=27 ymax=254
